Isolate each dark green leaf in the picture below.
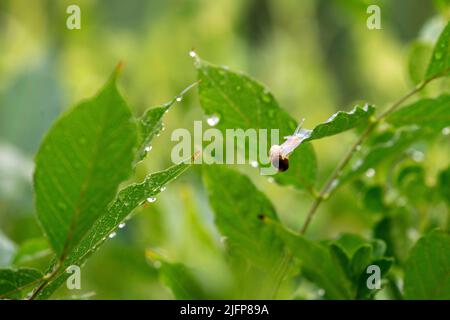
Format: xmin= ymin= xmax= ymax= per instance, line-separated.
xmin=197 ymin=60 xmax=317 ymax=191
xmin=426 ymin=21 xmax=450 ymax=79
xmin=0 ymin=268 xmax=43 ymax=299
xmin=404 ymin=230 xmax=450 ymax=299
xmin=34 ymin=69 xmax=138 ymax=257
xmin=387 ymin=95 xmax=450 ymax=130
xmin=202 ymin=165 xmax=284 ymax=272
xmin=267 ymin=223 xmax=354 ymax=299
xmin=438 ymin=166 xmax=450 ymax=204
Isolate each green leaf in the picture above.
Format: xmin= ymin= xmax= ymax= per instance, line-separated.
xmin=267 ymin=222 xmax=354 ymax=299
xmin=408 ymin=41 xmax=433 ymax=85
xmin=363 ymin=186 xmax=387 ymax=213
xmin=135 ymin=82 xmax=197 ymax=164
xmin=404 ymin=230 xmax=450 ymax=299
xmin=438 ymin=166 xmax=450 ymax=205
xmin=197 ymin=60 xmax=317 ymax=191
xmin=342 ymin=127 xmax=427 ymax=182
xmin=12 ymin=238 xmax=52 ymax=266
xmin=304 ymin=104 xmax=375 ymax=142
xmin=350 ymin=245 xmax=373 ymax=278
xmin=202 ymin=165 xmax=284 ymax=272
xmin=34 ymin=68 xmax=138 ymax=257
xmin=426 ymin=21 xmax=450 ymax=79
xmin=0 ymin=268 xmax=43 ymax=299
xmin=35 ymin=160 xmax=193 ymax=299
xmin=147 ymin=252 xmax=206 ymax=300
xmin=136 ymin=104 xmax=172 ymax=163
xmin=387 ymin=95 xmax=450 ymax=130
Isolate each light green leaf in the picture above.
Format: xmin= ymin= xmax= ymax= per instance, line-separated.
xmin=35 ymin=160 xmax=193 ymax=299
xmin=267 ymin=222 xmax=353 ymax=299
xmin=426 ymin=21 xmax=450 ymax=79
xmin=34 ymin=68 xmax=138 ymax=257
xmin=404 ymin=230 xmax=450 ymax=299
xmin=202 ymin=165 xmax=285 ymax=272
xmin=197 ymin=60 xmax=317 ymax=191
xmin=342 ymin=127 xmax=427 ymax=182
xmin=0 ymin=231 xmax=16 ymax=267
xmin=304 ymin=104 xmax=376 ymax=142
xmin=387 ymin=95 xmax=450 ymax=130
xmin=408 ymin=41 xmax=433 ymax=85
xmin=13 ymin=238 xmax=52 ymax=266
xmin=0 ymin=268 xmax=43 ymax=299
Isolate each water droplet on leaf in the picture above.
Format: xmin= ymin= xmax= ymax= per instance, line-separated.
xmin=147 ymin=197 xmax=157 ymax=203
xmin=206 ymin=114 xmax=220 ymax=126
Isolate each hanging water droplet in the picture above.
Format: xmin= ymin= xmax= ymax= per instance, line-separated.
xmin=147 ymin=197 xmax=157 ymax=203
xmin=118 ymin=222 xmax=126 ymax=229
xmin=109 ymin=232 xmax=117 ymax=239
xmin=145 ymin=145 xmax=152 ymax=152
xmin=176 ymin=96 xmax=182 ymax=102
xmin=250 ymin=160 xmax=259 ymax=168
xmin=442 ymin=127 xmax=450 ymax=136
xmin=365 ymin=168 xmax=376 ymax=178
xmin=160 ymin=186 xmax=166 ymax=192
xmin=206 ymin=114 xmax=220 ymax=126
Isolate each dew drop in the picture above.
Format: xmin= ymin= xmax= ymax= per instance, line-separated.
xmin=365 ymin=168 xmax=376 ymax=178
xmin=160 ymin=186 xmax=166 ymax=192
xmin=118 ymin=222 xmax=126 ymax=229
xmin=411 ymin=150 xmax=424 ymax=162
xmin=206 ymin=114 xmax=221 ymax=126
xmin=109 ymin=232 xmax=117 ymax=239
xmin=147 ymin=197 xmax=157 ymax=203
xmin=145 ymin=145 xmax=152 ymax=152
xmin=442 ymin=127 xmax=450 ymax=136
xmin=250 ymin=160 xmax=259 ymax=168
xmin=189 ymin=50 xmax=197 ymax=58
xmin=176 ymin=96 xmax=182 ymax=102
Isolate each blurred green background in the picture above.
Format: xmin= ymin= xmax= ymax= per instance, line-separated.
xmin=0 ymin=0 xmax=449 ymax=299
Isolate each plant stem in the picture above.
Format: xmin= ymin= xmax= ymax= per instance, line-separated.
xmin=271 ymin=74 xmax=443 ymax=298
xmin=299 ymin=75 xmax=439 ymax=235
